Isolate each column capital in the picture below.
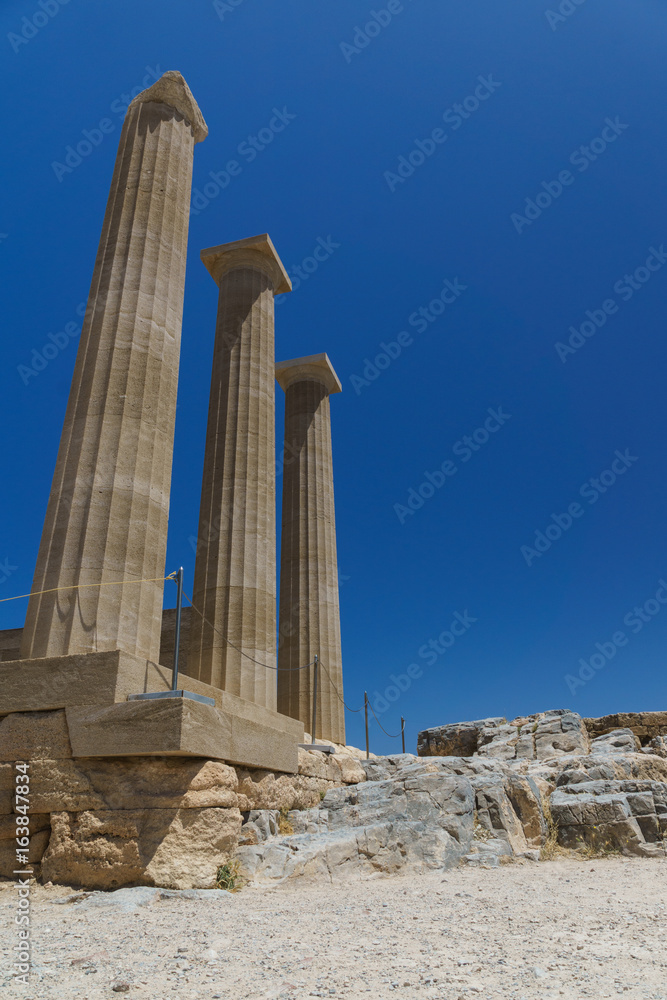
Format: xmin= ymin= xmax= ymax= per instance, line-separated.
xmin=275 ymin=353 xmax=342 ymax=395
xmin=201 ymin=234 xmax=291 ymax=295
xmin=130 ymin=71 xmax=208 ymax=144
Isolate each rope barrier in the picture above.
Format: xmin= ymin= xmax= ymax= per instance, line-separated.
xmin=181 ymin=590 xmax=314 ymax=673
xmin=0 ymin=573 xmax=176 ymax=605
xmin=318 ymin=660 xmax=364 ymax=713
xmin=368 ymin=700 xmax=403 ymax=739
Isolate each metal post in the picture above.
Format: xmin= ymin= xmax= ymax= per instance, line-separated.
xmin=172 ymin=566 xmax=184 ymax=692
xmin=401 ymin=716 xmax=405 ymax=754
xmin=364 ymin=691 xmax=369 ymax=760
xmin=311 ymin=654 xmax=319 ymax=743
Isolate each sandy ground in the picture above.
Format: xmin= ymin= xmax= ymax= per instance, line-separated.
xmin=1 ymin=856 xmax=666 ymax=999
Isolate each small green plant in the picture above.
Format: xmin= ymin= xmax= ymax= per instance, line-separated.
xmin=215 ymin=858 xmax=242 ymax=892
xmin=319 ymin=789 xmax=327 ymax=801
xmin=278 ymin=807 xmax=294 ymax=835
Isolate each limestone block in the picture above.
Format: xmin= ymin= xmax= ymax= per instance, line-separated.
xmin=0 ymin=813 xmax=50 ymax=841
xmin=0 ymin=765 xmax=13 ymax=814
xmin=534 ymin=710 xmax=589 ymax=759
xmin=0 ymin=710 xmax=72 ymax=762
xmin=585 ymin=711 xmax=667 ymax=742
xmin=473 ymin=777 xmax=529 ymax=855
xmin=550 ymin=780 xmax=667 ymax=856
xmin=0 ymin=827 xmax=51 ymax=879
xmin=41 ymin=806 xmax=242 ymax=890
xmin=236 ymin=770 xmax=331 ymax=812
xmin=417 ymin=718 xmax=506 ymax=758
xmin=477 ymin=723 xmax=521 ymax=760
xmin=14 ymin=757 xmax=238 ymax=814
xmin=335 ymin=755 xmax=367 ymax=785
xmin=590 ymin=729 xmax=641 ymax=754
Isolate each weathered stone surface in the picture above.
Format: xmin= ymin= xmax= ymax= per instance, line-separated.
xmin=0 ymin=812 xmax=50 ymax=841
xmin=41 ymin=806 xmax=242 ymax=890
xmin=419 ymin=710 xmax=588 ymax=761
xmin=20 ymin=72 xmax=206 ymax=664
xmin=417 ymin=718 xmax=505 ymax=758
xmin=236 ymin=770 xmax=330 ymax=812
xmin=186 ymin=235 xmax=290 ymax=708
xmin=11 ymin=757 xmax=238 ymax=814
xmin=584 ymin=711 xmax=667 ymax=742
xmin=236 ymin=760 xmax=476 ymax=882
xmin=590 ymin=729 xmax=641 ymax=754
xmin=0 ymin=764 xmax=12 ymax=814
xmin=0 ymin=709 xmax=72 ymax=761
xmin=0 ymin=828 xmax=51 ymax=878
xmin=276 ymin=355 xmax=345 ymax=744
xmin=550 ymin=779 xmax=667 ymax=857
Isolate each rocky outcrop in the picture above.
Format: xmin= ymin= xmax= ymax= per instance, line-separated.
xmin=420 ymin=710 xmax=590 ymax=762
xmin=2 ymin=706 xmax=666 ymax=888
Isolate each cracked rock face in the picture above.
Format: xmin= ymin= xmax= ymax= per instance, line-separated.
xmin=234 ymin=710 xmax=667 ymax=884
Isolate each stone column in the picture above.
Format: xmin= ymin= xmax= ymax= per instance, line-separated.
xmin=186 ymin=235 xmax=290 ymax=708
xmin=276 ymin=354 xmax=345 ymax=745
xmin=20 ymin=72 xmax=207 ymax=663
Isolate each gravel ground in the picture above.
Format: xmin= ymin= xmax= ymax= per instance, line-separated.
xmin=1 ymin=856 xmax=666 ymax=999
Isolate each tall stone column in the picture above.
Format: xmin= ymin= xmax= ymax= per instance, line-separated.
xmin=276 ymin=354 xmax=345 ymax=745
xmin=186 ymin=235 xmax=291 ymax=708
xmin=20 ymin=72 xmax=207 ymax=663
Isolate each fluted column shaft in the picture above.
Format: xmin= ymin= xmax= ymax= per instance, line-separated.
xmin=186 ymin=237 xmax=290 ymax=708
xmin=277 ymin=358 xmax=345 ymax=744
xmin=20 ymin=72 xmax=207 ymax=663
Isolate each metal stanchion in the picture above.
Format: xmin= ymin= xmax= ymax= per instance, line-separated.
xmin=171 ymin=566 xmax=184 ymax=691
xmin=401 ymin=716 xmax=405 ymax=754
xmin=364 ymin=691 xmax=370 ymax=759
xmin=311 ymin=654 xmax=319 ymax=742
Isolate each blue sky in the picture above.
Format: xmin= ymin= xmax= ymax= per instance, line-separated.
xmin=2 ymin=0 xmax=667 ymax=754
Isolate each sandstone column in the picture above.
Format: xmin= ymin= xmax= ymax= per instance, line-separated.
xmin=276 ymin=354 xmax=345 ymax=744
xmin=186 ymin=235 xmax=290 ymax=708
xmin=20 ymin=72 xmax=207 ymax=663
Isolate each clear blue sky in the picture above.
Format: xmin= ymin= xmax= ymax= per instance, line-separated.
xmin=2 ymin=0 xmax=666 ymax=754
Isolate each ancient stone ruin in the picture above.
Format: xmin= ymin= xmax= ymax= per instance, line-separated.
xmin=0 ymin=71 xmax=351 ymax=888
xmin=1 ymin=71 xmax=666 ymax=892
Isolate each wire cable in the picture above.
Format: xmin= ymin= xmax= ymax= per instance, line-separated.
xmin=0 ymin=573 xmax=176 ymax=605
xmin=318 ymin=660 xmax=364 ymax=713
xmin=368 ymin=700 xmax=403 ymax=738
xmin=181 ymin=590 xmax=314 ymax=673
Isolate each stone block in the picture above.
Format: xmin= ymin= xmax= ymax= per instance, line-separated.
xmin=41 ymin=806 xmax=242 ymax=890
xmin=0 ymin=710 xmax=72 ymax=761
xmin=66 ymin=699 xmax=233 ymax=760
xmin=12 ymin=757 xmax=238 ymax=814
xmin=417 ymin=718 xmax=506 ymax=758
